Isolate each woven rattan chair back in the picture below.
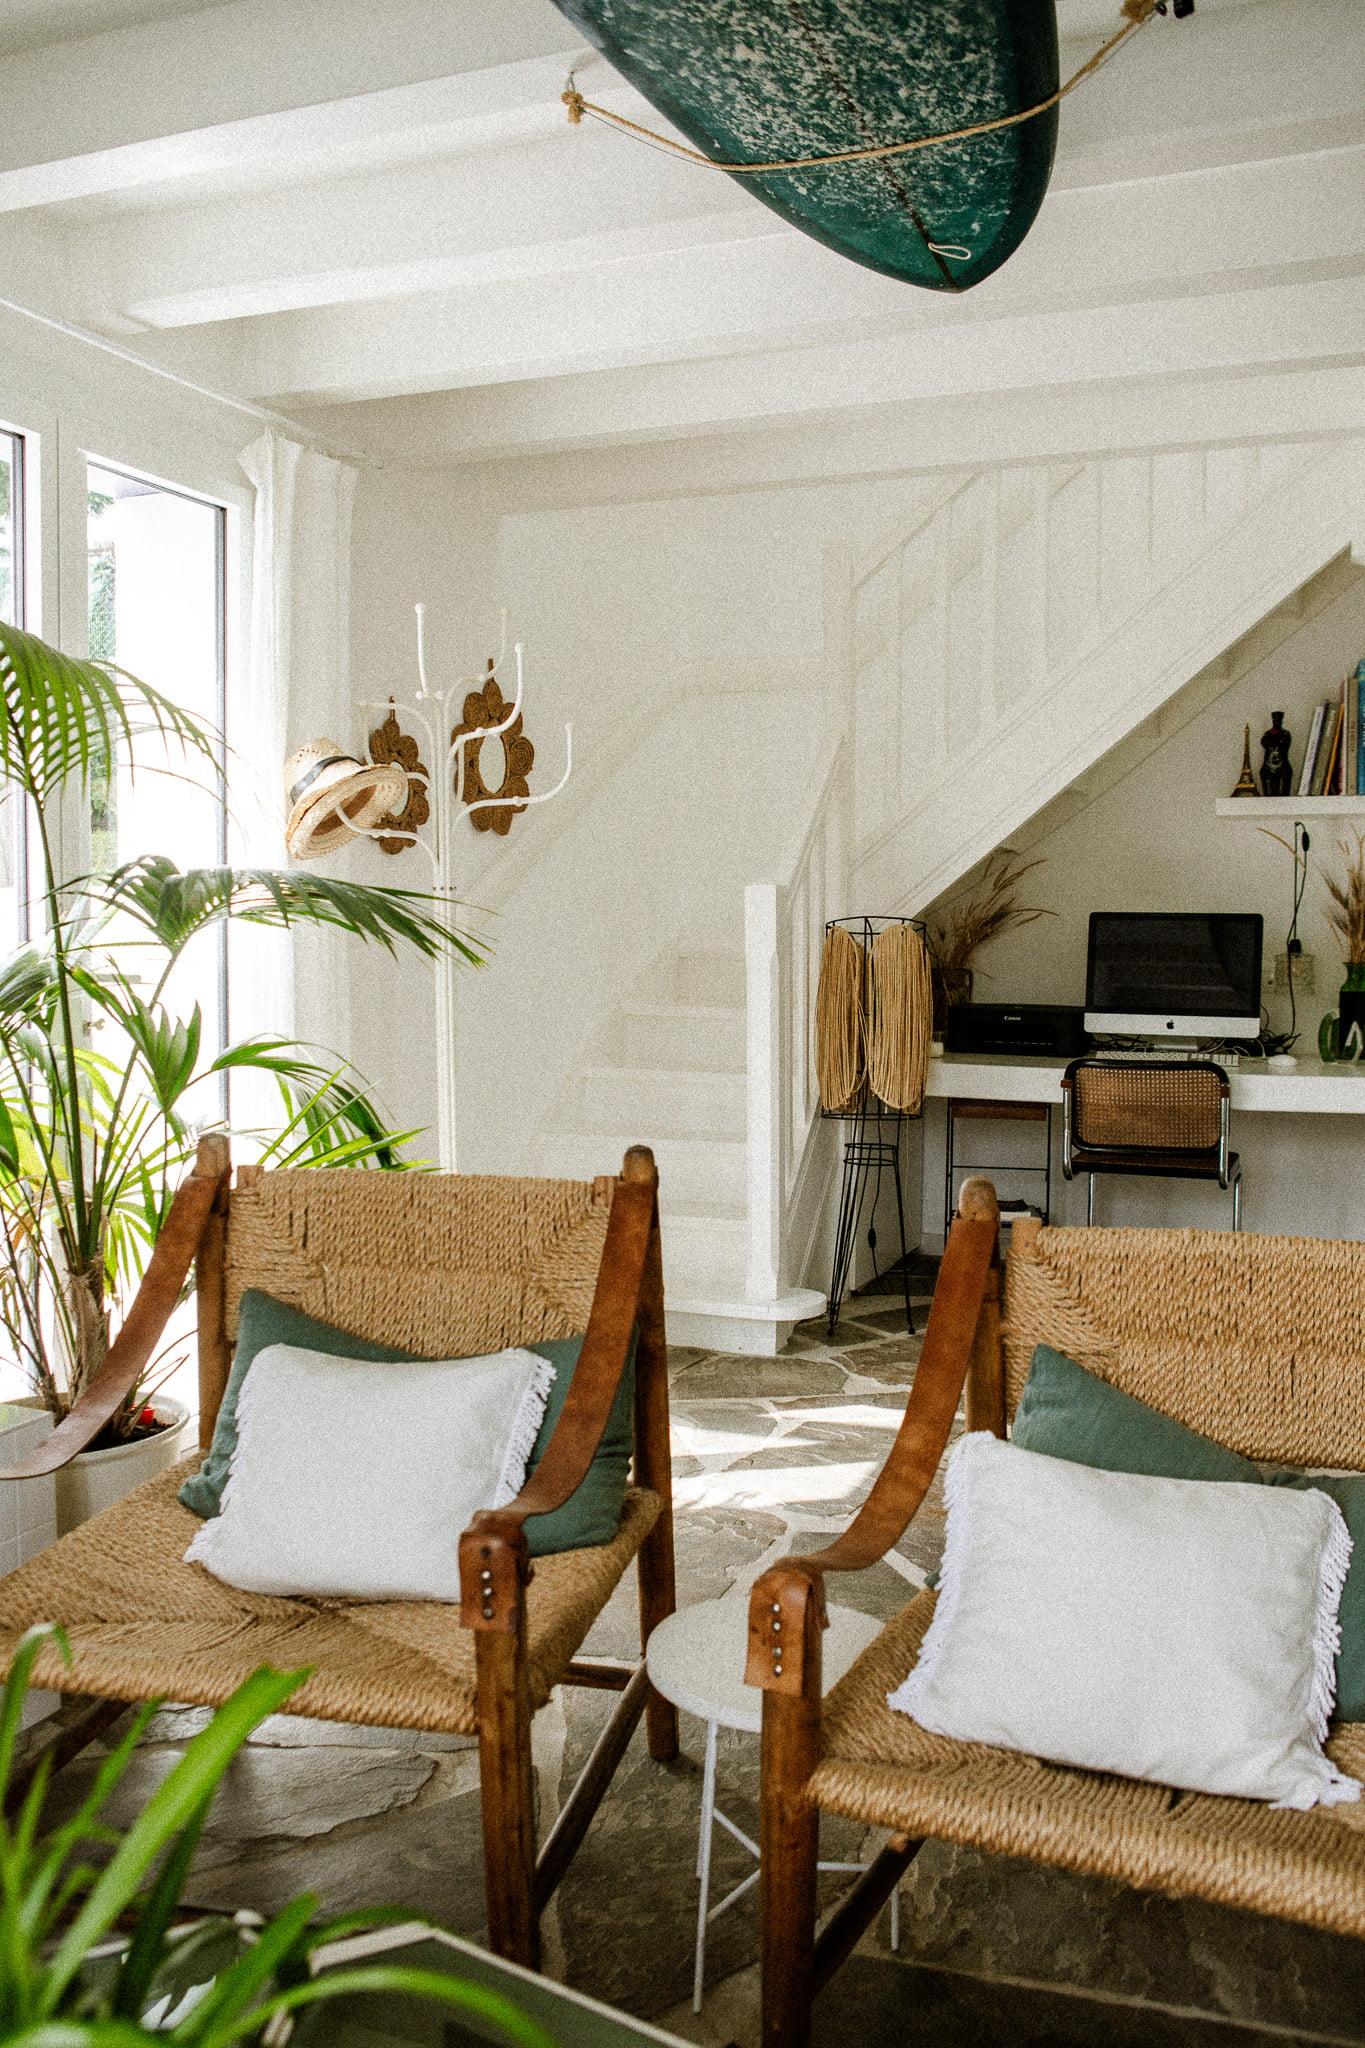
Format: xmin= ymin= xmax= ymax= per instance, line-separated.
xmin=213 ymin=1164 xmax=610 ymax=1434
xmin=1069 ymin=1060 xmax=1223 ymax=1153
xmin=1003 ymin=1221 xmax=1365 ymax=1467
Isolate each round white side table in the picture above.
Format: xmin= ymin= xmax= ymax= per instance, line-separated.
xmin=645 ymin=1595 xmax=900 ymax=2013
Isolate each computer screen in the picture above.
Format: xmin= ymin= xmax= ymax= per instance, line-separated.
xmin=1084 ymin=912 xmax=1263 ymax=1038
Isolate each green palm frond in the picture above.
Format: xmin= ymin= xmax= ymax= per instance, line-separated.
xmin=0 ymin=622 xmax=219 ymax=805
xmin=0 ymin=626 xmax=486 ymax=1425
xmin=217 ymin=1044 xmax=422 ymax=1171
xmin=0 ymin=946 xmax=59 ymax=1030
xmin=81 ymin=858 xmax=487 ymax=967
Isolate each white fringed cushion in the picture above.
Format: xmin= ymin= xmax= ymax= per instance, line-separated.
xmin=890 ymin=1432 xmax=1360 ymax=1811
xmin=186 ymin=1342 xmax=554 ymax=1601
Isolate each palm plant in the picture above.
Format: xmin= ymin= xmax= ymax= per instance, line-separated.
xmin=0 ymin=1625 xmax=552 ymax=2047
xmin=0 ymin=622 xmax=485 ymax=1437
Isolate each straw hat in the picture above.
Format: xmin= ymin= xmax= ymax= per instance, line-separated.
xmin=283 ymin=740 xmax=410 ymax=862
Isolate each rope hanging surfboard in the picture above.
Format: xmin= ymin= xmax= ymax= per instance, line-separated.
xmin=551 ymin=0 xmax=1172 ymax=292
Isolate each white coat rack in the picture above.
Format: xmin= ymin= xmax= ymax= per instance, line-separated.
xmin=353 ymin=604 xmax=573 ymax=1170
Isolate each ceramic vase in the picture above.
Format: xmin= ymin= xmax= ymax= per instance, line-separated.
xmin=1318 ymin=964 xmax=1365 ymax=1061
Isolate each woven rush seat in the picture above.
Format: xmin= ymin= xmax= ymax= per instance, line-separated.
xmin=744 ymin=1185 xmax=1365 ymax=2048
xmin=0 ymin=1466 xmax=661 ymax=1736
xmin=811 ymin=1592 xmax=1365 ymax=1940
xmin=0 ymin=1142 xmax=680 ymax=1973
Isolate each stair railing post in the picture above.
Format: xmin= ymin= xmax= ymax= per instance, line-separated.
xmin=745 ymin=880 xmax=783 ymax=1305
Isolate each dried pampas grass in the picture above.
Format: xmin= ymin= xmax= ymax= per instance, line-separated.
xmin=929 ymin=849 xmax=1052 ymax=978
xmin=1324 ymin=833 xmax=1365 ymax=967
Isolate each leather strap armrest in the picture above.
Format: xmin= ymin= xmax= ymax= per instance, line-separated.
xmin=745 ymin=1180 xmax=1000 ymax=1697
xmin=1 ymin=1139 xmax=231 ymax=1481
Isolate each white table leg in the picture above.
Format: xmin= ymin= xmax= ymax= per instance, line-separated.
xmin=693 ymin=1717 xmax=719 ymax=2013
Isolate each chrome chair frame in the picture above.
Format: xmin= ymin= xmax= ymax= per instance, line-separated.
xmin=1060 ymin=1058 xmax=1242 ymax=1230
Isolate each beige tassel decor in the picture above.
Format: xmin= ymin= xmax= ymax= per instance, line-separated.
xmin=815 ymin=924 xmax=866 ymax=1115
xmin=867 ymin=923 xmax=933 ymax=1114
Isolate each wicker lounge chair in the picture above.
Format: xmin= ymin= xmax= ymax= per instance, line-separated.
xmin=0 ymin=1136 xmax=677 ymax=1970
xmin=746 ymin=1178 xmax=1365 ymax=2048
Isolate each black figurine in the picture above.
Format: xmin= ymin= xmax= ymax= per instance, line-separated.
xmin=1260 ymin=711 xmax=1293 ymax=797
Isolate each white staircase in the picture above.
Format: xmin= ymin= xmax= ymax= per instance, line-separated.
xmin=515 ymin=436 xmax=1365 ymax=1361
xmin=541 ymin=939 xmax=823 ymax=1354
xmin=849 ymin=438 xmax=1365 ymax=913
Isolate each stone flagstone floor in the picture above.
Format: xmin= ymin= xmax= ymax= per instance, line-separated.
xmin=45 ymin=1270 xmax=1365 ymax=2045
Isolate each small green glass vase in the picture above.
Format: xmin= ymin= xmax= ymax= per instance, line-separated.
xmin=1319 ymin=963 xmax=1365 ymax=1061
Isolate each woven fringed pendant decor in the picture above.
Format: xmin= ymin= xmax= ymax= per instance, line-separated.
xmin=552 ymin=0 xmax=1065 ymax=291
xmin=818 ymin=913 xmax=933 ymax=1334
xmin=816 ymin=916 xmax=933 ymax=1116
xmin=868 ymin=922 xmax=934 ymax=1114
xmin=816 ymin=923 xmax=867 ymax=1115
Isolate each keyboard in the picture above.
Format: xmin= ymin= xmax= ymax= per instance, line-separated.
xmin=1089 ymin=1048 xmax=1243 ymax=1067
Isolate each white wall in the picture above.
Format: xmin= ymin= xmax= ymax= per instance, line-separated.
xmin=920 ymin=567 xmax=1365 ymax=1242
xmin=345 ymin=456 xmax=943 ymax=1167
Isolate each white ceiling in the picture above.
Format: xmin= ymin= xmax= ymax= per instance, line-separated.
xmin=0 ymin=0 xmax=1359 ymax=462
xmin=0 ymin=0 xmax=235 ymax=58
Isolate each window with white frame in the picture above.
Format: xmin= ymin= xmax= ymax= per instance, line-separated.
xmin=0 ymin=430 xmax=30 ymax=951
xmin=85 ymin=460 xmax=229 ymax=1088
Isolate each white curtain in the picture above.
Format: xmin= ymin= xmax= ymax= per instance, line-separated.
xmin=233 ymin=431 xmax=359 ymax=1137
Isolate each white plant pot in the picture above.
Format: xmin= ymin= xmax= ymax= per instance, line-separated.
xmin=0 ymin=1402 xmax=60 ymax=1724
xmin=50 ymin=1396 xmax=192 ymax=1536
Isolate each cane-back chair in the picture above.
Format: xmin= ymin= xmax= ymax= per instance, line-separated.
xmin=747 ymin=1181 xmax=1365 ymax=2048
xmin=1061 ymin=1056 xmax=1242 ymax=1227
xmin=0 ymin=1136 xmax=677 ymax=1969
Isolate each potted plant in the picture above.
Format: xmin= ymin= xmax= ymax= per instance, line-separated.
xmin=0 ymin=623 xmax=484 ymax=1530
xmin=926 ymin=848 xmax=1052 ymax=1035
xmin=0 ymin=1624 xmax=552 ymax=2047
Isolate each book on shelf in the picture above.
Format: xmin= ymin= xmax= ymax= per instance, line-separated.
xmin=1346 ymin=675 xmax=1359 ymax=797
xmin=1328 ymin=681 xmax=1346 ymax=796
xmin=1312 ymin=701 xmax=1341 ymax=796
xmin=1299 ymin=701 xmax=1326 ymax=795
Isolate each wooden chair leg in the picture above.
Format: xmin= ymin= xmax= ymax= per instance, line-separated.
xmin=760 ymin=1687 xmax=821 ymax=2048
xmin=633 ymin=1195 xmax=679 ymax=1762
xmin=475 ymin=1630 xmax=540 ymax=1970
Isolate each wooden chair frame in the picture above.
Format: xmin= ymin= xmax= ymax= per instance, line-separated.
xmin=4 ymin=1137 xmax=678 ymax=1972
xmin=744 ymin=1176 xmax=1002 ymax=2048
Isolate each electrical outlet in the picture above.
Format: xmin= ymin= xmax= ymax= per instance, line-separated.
xmin=1268 ymin=949 xmax=1316 ymax=998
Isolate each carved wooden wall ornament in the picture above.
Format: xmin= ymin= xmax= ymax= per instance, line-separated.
xmin=367 ymin=702 xmax=430 ymax=855
xmin=452 ymin=659 xmax=535 ymax=836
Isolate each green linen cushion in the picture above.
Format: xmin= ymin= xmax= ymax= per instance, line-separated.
xmin=178 ymin=1290 xmax=634 ymax=1558
xmin=1012 ymin=1344 xmax=1260 ymax=1486
xmin=1012 ymin=1342 xmax=1365 ymax=1720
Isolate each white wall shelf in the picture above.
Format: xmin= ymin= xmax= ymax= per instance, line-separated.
xmin=1214 ymin=796 xmax=1365 ymax=818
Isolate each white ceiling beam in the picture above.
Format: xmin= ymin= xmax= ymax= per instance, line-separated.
xmin=1054 ymin=0 xmax=1365 ymax=187
xmin=54 ymin=135 xmax=1363 ymax=344
xmin=0 ymin=54 xmax=631 ymax=220
xmin=287 ymin=272 xmax=1365 ymax=469
xmin=352 ymin=363 xmax=1365 ymax=500
xmin=174 ymin=144 xmax=1365 ymax=406
xmin=51 ymin=126 xmax=750 ymax=330
xmin=0 ymin=0 xmax=588 ymax=210
xmin=0 ymin=0 xmax=1355 ymax=219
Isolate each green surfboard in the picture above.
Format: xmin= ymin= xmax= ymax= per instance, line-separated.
xmin=552 ymin=0 xmax=1060 ymax=291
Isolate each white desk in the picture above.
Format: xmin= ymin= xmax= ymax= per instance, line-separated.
xmin=925 ymin=1052 xmax=1365 ymax=1116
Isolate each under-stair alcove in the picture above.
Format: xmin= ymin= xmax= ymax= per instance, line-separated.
xmin=916 ymin=543 xmax=1365 ymax=1246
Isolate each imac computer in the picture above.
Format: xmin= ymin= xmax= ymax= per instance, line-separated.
xmin=1084 ymin=912 xmax=1263 ymax=1044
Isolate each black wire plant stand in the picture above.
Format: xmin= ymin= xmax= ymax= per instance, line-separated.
xmin=821 ymin=914 xmax=929 ymax=1338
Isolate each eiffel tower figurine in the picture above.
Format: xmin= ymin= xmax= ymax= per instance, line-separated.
xmin=1230 ymin=723 xmax=1259 ymax=798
